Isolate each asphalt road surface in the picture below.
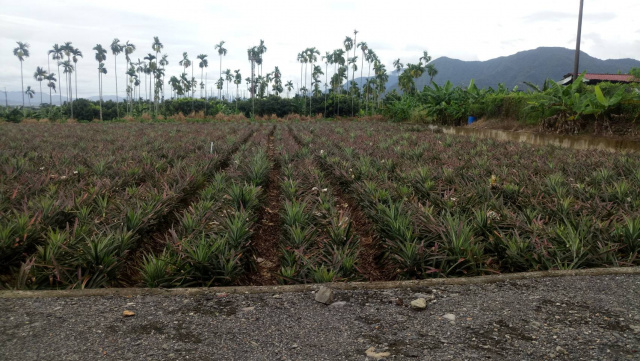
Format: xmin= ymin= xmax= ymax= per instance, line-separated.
xmin=1 ymin=274 xmax=639 ymax=360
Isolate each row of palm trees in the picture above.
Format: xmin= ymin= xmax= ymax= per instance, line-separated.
xmin=12 ymin=34 xmax=437 ymax=118
xmin=295 ymin=30 xmax=390 ymax=116
xmin=395 ymin=52 xmax=438 ymax=94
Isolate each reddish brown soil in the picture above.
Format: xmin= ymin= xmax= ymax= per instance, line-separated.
xmin=246 ymin=128 xmax=282 ymax=286
xmin=328 ymin=178 xmax=394 ymax=282
xmin=123 ymin=130 xmax=256 ymax=286
xmin=285 ymin=126 xmax=392 ymax=282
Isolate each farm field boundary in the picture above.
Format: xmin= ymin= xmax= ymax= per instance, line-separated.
xmin=2 ymin=266 xmax=638 ymax=299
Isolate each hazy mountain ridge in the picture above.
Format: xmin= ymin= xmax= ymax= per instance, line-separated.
xmin=1 ymin=93 xmax=124 ymax=106
xmin=356 ymin=47 xmax=640 ymax=92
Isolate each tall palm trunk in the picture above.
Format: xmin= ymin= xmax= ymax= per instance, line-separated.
xmin=98 ymin=69 xmax=103 ymax=121
xmin=219 ymin=56 xmax=222 ymax=99
xmin=336 ymin=65 xmax=340 ymax=117
xmin=367 ymin=62 xmax=371 ymax=115
xmin=74 ymin=68 xmax=78 ymax=101
xmin=69 ymin=71 xmax=74 ymax=119
xmin=191 ymin=65 xmax=194 ymax=113
xmin=304 ymin=62 xmax=308 ymax=112
xmin=47 ymin=57 xmax=52 ymax=107
xmin=57 ymin=64 xmax=62 ymax=106
xmin=39 ymin=80 xmax=43 ymax=105
xmin=351 ymin=65 xmax=357 ymax=117
xmin=204 ymin=72 xmax=207 ymax=114
xmin=360 ymin=52 xmax=364 ymax=102
xmin=144 ymin=72 xmax=147 ymax=101
xmin=309 ymin=63 xmax=313 ymax=115
xmin=155 ymin=51 xmax=159 ymax=113
xmin=114 ymin=55 xmax=119 ymax=118
xmin=324 ymin=63 xmax=328 ymax=117
xmin=20 ymin=61 xmax=25 ymax=115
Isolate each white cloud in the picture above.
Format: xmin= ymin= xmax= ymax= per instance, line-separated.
xmin=1 ymin=0 xmax=638 ymax=97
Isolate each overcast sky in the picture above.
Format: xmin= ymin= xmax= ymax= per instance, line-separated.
xmin=1 ymin=0 xmax=639 ymax=98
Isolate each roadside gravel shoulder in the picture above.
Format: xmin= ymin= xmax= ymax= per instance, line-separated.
xmin=1 ymin=274 xmax=639 ymax=360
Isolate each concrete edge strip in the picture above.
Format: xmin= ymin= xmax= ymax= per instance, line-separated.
xmin=1 ymin=267 xmax=639 ymax=299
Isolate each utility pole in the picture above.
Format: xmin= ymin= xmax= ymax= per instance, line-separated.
xmin=573 ymin=0 xmax=584 ymax=82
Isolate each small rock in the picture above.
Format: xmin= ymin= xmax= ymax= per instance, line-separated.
xmin=410 ymin=298 xmax=427 ymax=310
xmin=241 ymin=307 xmax=255 ymax=312
xmin=443 ymin=313 xmax=456 ymax=322
xmin=365 ymin=346 xmax=391 ymax=359
xmin=272 ymin=294 xmax=282 ymax=299
xmin=394 ymin=298 xmax=404 ymax=306
xmin=530 ymin=321 xmax=542 ymax=328
xmin=402 ymin=348 xmax=420 ymax=358
xmin=556 ymin=346 xmax=568 ymax=355
xmin=315 ymin=286 xmax=334 ymax=305
xmin=122 ymin=310 xmax=135 ymax=317
xmin=413 ymin=293 xmax=435 ymax=301
xmin=329 ymin=301 xmax=347 ymax=308
xmin=630 ymin=325 xmax=640 ymax=333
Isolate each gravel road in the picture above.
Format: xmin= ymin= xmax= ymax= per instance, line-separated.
xmin=1 ymin=274 xmax=639 ymax=360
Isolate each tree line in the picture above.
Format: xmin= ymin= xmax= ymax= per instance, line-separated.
xmin=10 ymin=31 xmax=436 ymax=120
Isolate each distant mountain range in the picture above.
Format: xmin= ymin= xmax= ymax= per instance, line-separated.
xmin=355 ymin=47 xmax=640 ymax=92
xmin=0 ymin=92 xmax=125 ymax=107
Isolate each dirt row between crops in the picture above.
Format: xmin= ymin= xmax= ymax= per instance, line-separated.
xmin=1 ymin=269 xmax=639 ymax=360
xmin=287 ymin=125 xmax=390 ymax=282
xmin=247 ymin=126 xmax=282 ymax=285
xmin=125 ymin=128 xmax=258 ymax=285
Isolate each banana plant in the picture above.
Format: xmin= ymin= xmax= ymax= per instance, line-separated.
xmin=526 ymin=72 xmax=591 ymax=132
xmin=582 ymin=84 xmax=627 ymax=133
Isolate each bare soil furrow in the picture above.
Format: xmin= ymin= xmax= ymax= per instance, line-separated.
xmin=287 ymin=125 xmax=390 ymax=282
xmin=246 ymin=126 xmax=282 ymax=285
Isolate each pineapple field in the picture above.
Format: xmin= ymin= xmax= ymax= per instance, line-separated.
xmin=1 ymin=121 xmax=639 ymax=289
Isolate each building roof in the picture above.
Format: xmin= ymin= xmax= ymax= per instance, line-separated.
xmin=561 ymin=73 xmax=640 ymax=85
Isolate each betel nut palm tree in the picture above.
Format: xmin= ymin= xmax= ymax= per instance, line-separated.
xmin=215 ymin=41 xmax=226 ymax=99
xmin=93 ymin=44 xmax=107 ymax=121
xmin=111 ymin=38 xmax=123 ymax=117
xmin=98 ymin=63 xmax=107 ymax=120
xmin=25 ymin=86 xmax=35 ymax=107
xmin=45 ymin=72 xmax=57 ymax=106
xmin=71 ymin=47 xmax=83 ymax=100
xmin=61 ymin=42 xmax=74 ymax=108
xmin=123 ymin=41 xmax=136 ymax=112
xmin=197 ymin=54 xmax=208 ymax=99
xmin=224 ymin=69 xmax=233 ymax=100
xmin=49 ymin=44 xmax=64 ymax=106
xmin=60 ymin=59 xmax=74 ymax=118
xmin=13 ymin=41 xmax=30 ymax=114
xmin=33 ymin=66 xmax=47 ymax=105
xmin=358 ymin=41 xmax=368 ymax=92
xmin=151 ymin=36 xmax=163 ymax=110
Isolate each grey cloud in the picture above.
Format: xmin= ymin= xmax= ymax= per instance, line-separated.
xmin=582 ymin=32 xmax=640 ymax=60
